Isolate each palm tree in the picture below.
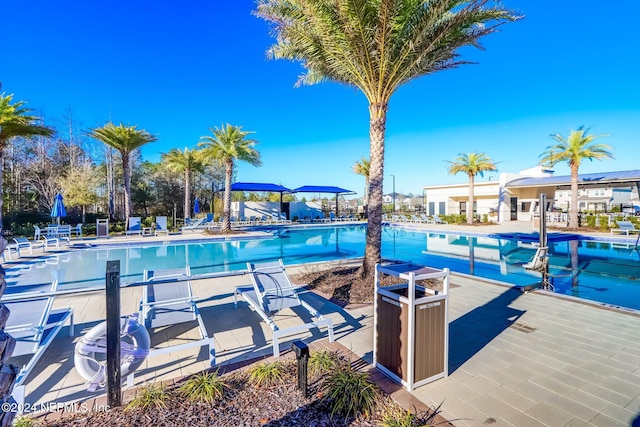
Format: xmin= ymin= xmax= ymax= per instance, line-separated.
xmin=353 ymin=157 xmax=371 ymax=210
xmin=199 ymin=124 xmax=262 ymax=233
xmin=87 ymin=122 xmax=157 ymax=229
xmin=0 ymin=93 xmax=53 ymax=227
xmin=447 ymin=152 xmax=497 ymax=224
xmin=540 ymin=126 xmax=613 ymax=229
xmin=163 ymin=147 xmax=207 ymax=220
xmin=255 ymin=0 xmax=519 ymax=279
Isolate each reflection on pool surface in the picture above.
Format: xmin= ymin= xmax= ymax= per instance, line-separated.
xmin=5 ymin=225 xmax=640 ymax=310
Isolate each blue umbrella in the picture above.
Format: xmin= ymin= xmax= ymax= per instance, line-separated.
xmin=193 ymin=198 xmax=200 ymax=216
xmin=51 ymin=193 xmax=67 ymax=225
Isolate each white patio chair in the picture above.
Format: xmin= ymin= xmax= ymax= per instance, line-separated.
xmin=126 ymin=217 xmax=142 ymax=236
xmin=6 ymin=281 xmax=74 ymax=409
xmin=234 ymin=259 xmax=334 ymax=357
xmin=154 ymin=216 xmax=169 ymax=236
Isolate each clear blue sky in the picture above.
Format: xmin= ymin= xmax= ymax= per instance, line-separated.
xmin=3 ymin=1 xmax=639 ymax=198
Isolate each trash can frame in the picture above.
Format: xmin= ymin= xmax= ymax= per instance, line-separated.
xmin=96 ymin=218 xmax=109 ymax=238
xmin=373 ymin=263 xmax=449 ymax=391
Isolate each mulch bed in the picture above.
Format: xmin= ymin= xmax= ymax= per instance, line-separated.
xmin=291 ymin=263 xmax=446 ymax=306
xmin=34 ymin=352 xmax=440 ymax=427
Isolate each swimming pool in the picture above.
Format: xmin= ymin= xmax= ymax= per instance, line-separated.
xmin=6 ymin=225 xmax=640 ymax=311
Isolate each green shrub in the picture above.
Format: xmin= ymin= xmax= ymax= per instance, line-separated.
xmin=179 ymin=370 xmax=226 ymax=403
xmin=248 ymin=361 xmax=288 ymax=387
xmin=597 ymin=215 xmax=609 ymax=232
xmin=126 ymin=383 xmax=171 ymax=411
xmin=323 ymin=365 xmax=378 ymax=419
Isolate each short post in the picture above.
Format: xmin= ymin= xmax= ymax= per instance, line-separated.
xmin=291 ymin=341 xmax=309 ymax=398
xmin=106 ymin=260 xmax=121 ymax=408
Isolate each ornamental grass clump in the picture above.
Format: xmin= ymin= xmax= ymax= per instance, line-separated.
xmin=382 ymin=403 xmax=443 ymax=427
xmin=179 ymin=369 xmax=226 ymax=403
xmin=11 ymin=416 xmax=35 ymax=427
xmin=125 ymin=382 xmax=171 ymax=411
xmin=323 ymin=364 xmax=378 ymax=419
xmin=308 ymin=349 xmax=339 ymax=379
xmin=248 ymin=361 xmax=288 ymax=387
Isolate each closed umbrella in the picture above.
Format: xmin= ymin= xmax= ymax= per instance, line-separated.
xmin=194 ymin=198 xmax=200 ymax=216
xmin=51 ymin=193 xmax=67 ymax=225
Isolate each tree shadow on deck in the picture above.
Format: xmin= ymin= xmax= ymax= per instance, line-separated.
xmin=448 ymin=287 xmax=525 ymax=374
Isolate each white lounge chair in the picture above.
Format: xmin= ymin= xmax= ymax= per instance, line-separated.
xmin=279 ymin=213 xmax=292 ymax=224
xmin=56 ymin=224 xmax=71 ymax=239
xmin=126 ymin=217 xmax=142 ymax=236
xmin=610 ymin=220 xmax=639 ymax=235
xmin=33 ymin=225 xmax=42 ymax=241
xmin=433 ymin=214 xmax=448 ymax=224
xmin=420 ymin=214 xmax=435 ymax=224
xmin=71 ymin=223 xmax=83 ymax=238
xmin=12 ymin=237 xmax=33 ymax=257
xmin=42 ymin=235 xmax=67 ymax=251
xmin=234 ymin=260 xmax=334 ymax=357
xmin=6 ymin=281 xmax=74 ymax=409
xmin=140 ymin=267 xmax=214 ymax=365
xmin=410 ymin=214 xmax=423 ymax=223
xmin=181 ymin=216 xmax=206 ymax=232
xmin=154 ymin=216 xmax=169 ymax=236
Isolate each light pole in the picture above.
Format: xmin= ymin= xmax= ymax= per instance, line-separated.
xmin=391 ymin=174 xmax=396 ymax=213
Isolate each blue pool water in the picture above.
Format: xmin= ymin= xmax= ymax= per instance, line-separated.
xmin=5 ymin=225 xmax=640 ymax=310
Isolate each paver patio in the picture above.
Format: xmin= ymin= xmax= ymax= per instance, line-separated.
xmin=4 ymin=225 xmax=640 ymax=426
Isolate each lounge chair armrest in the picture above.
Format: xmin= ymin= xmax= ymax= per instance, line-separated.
xmin=139 ymin=296 xmax=197 ymax=308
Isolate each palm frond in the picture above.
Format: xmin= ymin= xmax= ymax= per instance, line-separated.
xmin=256 ymin=0 xmax=520 ymax=102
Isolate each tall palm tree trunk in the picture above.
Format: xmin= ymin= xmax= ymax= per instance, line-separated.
xmin=184 ymin=170 xmax=191 ymax=220
xmin=569 ymin=163 xmax=579 ymax=229
xmin=106 ymin=147 xmax=115 ymax=220
xmin=221 ymin=158 xmax=233 ymax=233
xmin=467 ymin=174 xmax=475 ymax=225
xmin=122 ymin=154 xmax=132 ymax=227
xmin=0 ymin=147 xmax=5 ymax=230
xmin=361 ymin=102 xmax=388 ymax=279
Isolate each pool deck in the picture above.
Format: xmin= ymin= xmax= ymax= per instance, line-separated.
xmin=3 ymin=221 xmax=640 ymax=426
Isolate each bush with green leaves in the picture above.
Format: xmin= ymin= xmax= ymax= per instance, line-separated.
xmin=125 ymin=382 xmax=171 ymax=411
xmin=179 ymin=369 xmax=226 ymax=403
xmin=248 ymin=361 xmax=288 ymax=387
xmin=323 ymin=364 xmax=378 ymax=419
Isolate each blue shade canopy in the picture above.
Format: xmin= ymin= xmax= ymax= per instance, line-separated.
xmin=51 ymin=193 xmax=67 ymax=221
xmin=194 ymin=198 xmax=200 ymax=214
xmin=291 ymin=186 xmax=355 ymax=195
xmin=229 ymin=182 xmax=292 ymax=193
